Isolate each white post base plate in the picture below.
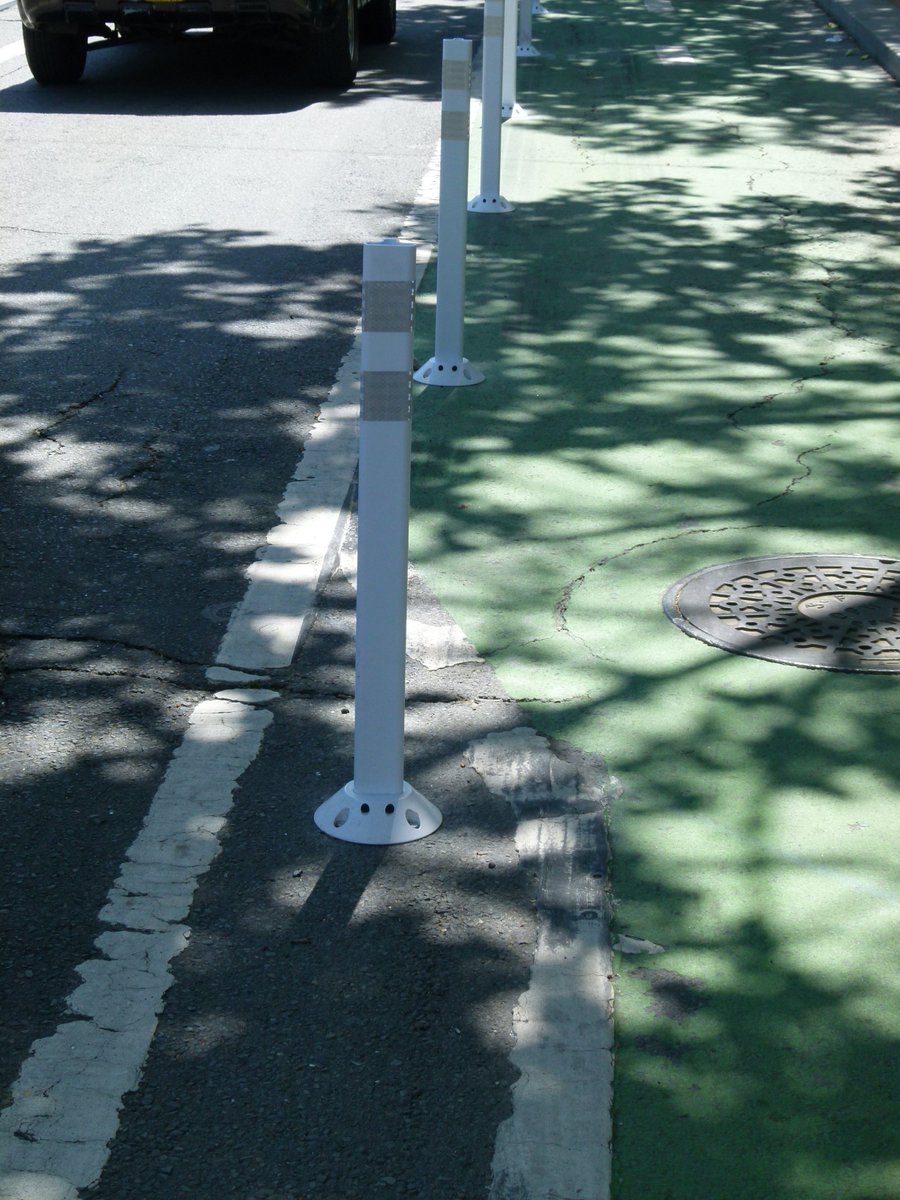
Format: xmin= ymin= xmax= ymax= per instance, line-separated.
xmin=315 ymin=781 xmax=443 ymax=845
xmin=468 ymin=194 xmax=514 ymax=214
xmin=414 ymin=357 xmax=485 ymax=387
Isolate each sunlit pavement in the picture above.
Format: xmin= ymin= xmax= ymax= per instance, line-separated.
xmin=410 ymin=1 xmax=900 ymax=1196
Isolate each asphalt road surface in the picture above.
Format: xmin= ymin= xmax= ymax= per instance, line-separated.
xmin=1 ymin=8 xmax=533 ymax=1196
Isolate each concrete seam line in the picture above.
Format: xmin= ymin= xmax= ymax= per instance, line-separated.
xmin=466 ymin=729 xmax=614 ymax=1200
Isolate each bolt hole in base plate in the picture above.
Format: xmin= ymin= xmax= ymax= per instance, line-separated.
xmin=314 ymin=781 xmax=442 ymax=845
xmin=663 ymin=555 xmax=900 ymax=673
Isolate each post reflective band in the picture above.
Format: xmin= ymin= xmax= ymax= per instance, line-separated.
xmin=361 ymin=371 xmax=412 ymax=421
xmin=442 ymin=59 xmax=471 ymax=91
xmin=362 ymin=281 xmax=415 ymax=333
xmin=441 ymin=111 xmax=470 ymax=141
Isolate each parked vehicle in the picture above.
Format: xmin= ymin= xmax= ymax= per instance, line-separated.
xmin=16 ymin=0 xmax=396 ymax=87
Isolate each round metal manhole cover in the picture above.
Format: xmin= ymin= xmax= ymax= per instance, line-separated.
xmin=663 ymin=555 xmax=900 ymax=673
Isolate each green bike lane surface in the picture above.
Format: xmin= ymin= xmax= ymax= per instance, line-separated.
xmin=409 ymin=2 xmax=899 ymax=1198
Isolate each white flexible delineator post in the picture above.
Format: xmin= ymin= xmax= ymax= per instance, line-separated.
xmin=315 ymin=241 xmax=442 ymax=846
xmin=469 ymin=0 xmax=513 ymax=213
xmin=414 ymin=40 xmax=484 ymax=388
xmin=501 ymin=0 xmax=523 ymax=118
xmin=517 ymin=0 xmax=540 ymax=56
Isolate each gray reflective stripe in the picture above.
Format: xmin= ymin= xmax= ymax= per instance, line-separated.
xmin=362 ymin=281 xmax=415 ymax=333
xmin=441 ymin=111 xmax=470 ymax=142
xmin=442 ymin=60 xmax=470 ymax=92
xmin=484 ymin=15 xmax=503 ymax=37
xmin=361 ymin=371 xmax=412 ymax=421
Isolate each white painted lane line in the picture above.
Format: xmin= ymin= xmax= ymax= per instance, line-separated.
xmin=0 ymin=697 xmax=273 ymax=1199
xmin=214 ymin=373 xmax=359 ymax=672
xmin=0 ymin=39 xmax=25 ymax=64
xmin=214 ymin=137 xmax=443 ymax=676
xmin=655 ymin=44 xmax=698 ymax=63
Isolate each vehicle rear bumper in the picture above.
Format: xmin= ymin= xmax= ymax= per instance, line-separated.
xmin=17 ymin=0 xmax=326 ymax=32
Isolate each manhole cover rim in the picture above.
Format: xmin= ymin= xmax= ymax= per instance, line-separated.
xmin=663 ymin=553 xmax=900 ymax=674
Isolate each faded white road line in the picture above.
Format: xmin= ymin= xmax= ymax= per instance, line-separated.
xmin=468 ymin=729 xmax=613 ymax=1200
xmin=0 ymin=40 xmax=25 ymax=64
xmin=0 ymin=696 xmax=274 ymax=1200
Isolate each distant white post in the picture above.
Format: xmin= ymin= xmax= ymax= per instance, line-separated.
xmin=414 ymin=40 xmax=484 ymax=387
xmin=517 ymin=0 xmax=540 ymax=56
xmin=501 ymin=0 xmax=519 ymax=117
xmin=315 ymin=241 xmax=442 ymax=846
xmin=469 ymin=0 xmax=513 ymax=214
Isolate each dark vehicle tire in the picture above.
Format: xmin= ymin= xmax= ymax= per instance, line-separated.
xmin=313 ymin=0 xmax=359 ymax=88
xmin=360 ymin=0 xmax=395 ymax=44
xmin=23 ymin=25 xmax=87 ymax=85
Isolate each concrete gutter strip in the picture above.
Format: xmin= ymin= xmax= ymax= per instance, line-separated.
xmin=814 ymin=0 xmax=900 ymax=81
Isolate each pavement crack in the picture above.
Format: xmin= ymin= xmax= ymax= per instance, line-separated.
xmin=554 ymin=525 xmax=758 ymax=633
xmin=0 ymin=224 xmax=69 ymax=237
xmin=727 ymin=359 xmax=836 ymax=430
xmin=3 ymin=662 xmax=199 ymax=686
xmin=115 ymin=439 xmax=165 ymax=489
xmin=756 ymin=442 xmax=833 ymax=506
xmin=727 ymin=392 xmax=779 ymax=429
xmin=33 ymin=369 xmax=126 ymax=443
xmin=0 ymin=631 xmax=210 ymax=674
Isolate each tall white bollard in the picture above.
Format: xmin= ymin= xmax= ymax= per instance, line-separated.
xmin=501 ymin=0 xmax=519 ymax=118
xmin=315 ymin=241 xmax=442 ymax=846
xmin=517 ymin=0 xmax=540 ymax=56
xmin=415 ymin=40 xmax=484 ymax=388
xmin=469 ymin=0 xmax=513 ymax=214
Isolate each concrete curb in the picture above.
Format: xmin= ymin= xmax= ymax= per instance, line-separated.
xmin=814 ymin=0 xmax=900 ymax=81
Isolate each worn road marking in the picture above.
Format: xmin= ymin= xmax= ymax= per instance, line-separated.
xmin=467 ymin=728 xmax=613 ymax=1200
xmin=0 ymin=696 xmax=273 ymax=1200
xmin=213 ymin=371 xmax=359 ymax=673
xmin=0 ymin=40 xmax=24 ymax=64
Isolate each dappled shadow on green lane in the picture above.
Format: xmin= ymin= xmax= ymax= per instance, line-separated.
xmin=611 ymin=910 xmax=897 ymax=1200
xmin=408 ymin=4 xmax=899 ymax=1192
xmin=523 ymin=0 xmax=900 ymax=160
xmin=413 ymin=173 xmax=898 ymax=606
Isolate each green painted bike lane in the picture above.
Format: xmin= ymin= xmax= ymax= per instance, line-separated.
xmin=408 ymin=0 xmax=899 ymax=1196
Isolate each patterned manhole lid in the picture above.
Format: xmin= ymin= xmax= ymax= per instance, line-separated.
xmin=663 ymin=555 xmax=900 ymax=673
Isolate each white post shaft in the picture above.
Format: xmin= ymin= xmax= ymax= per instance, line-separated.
xmin=501 ymin=0 xmax=517 ymax=116
xmin=353 ymin=241 xmax=416 ymax=797
xmin=517 ymin=0 xmax=539 ymax=55
xmin=469 ymin=0 xmax=512 ymax=212
xmin=435 ymin=40 xmax=472 ymax=363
